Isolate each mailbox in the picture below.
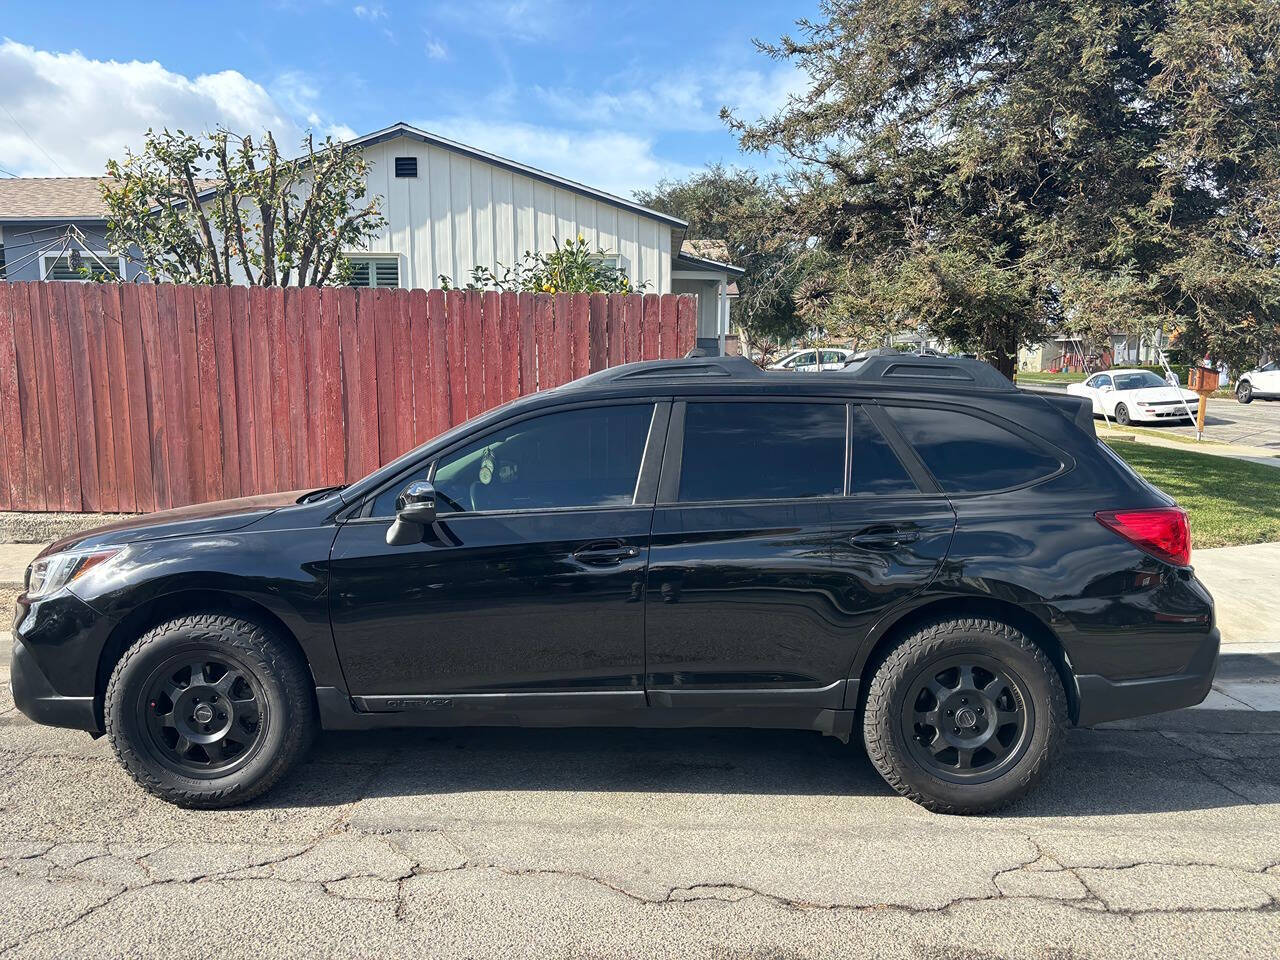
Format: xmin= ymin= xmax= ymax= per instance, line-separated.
xmin=1188 ymin=366 xmax=1220 ymax=393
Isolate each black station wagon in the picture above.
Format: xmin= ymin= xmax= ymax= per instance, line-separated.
xmin=11 ymin=352 xmax=1218 ymax=813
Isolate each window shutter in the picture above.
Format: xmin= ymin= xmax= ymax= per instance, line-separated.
xmin=348 ymin=261 xmax=371 ymax=287
xmin=394 ymin=157 xmax=417 ymax=178
xmin=374 ymin=259 xmax=399 ymax=287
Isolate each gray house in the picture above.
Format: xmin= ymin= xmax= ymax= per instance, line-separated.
xmin=0 ymin=124 xmax=744 ymax=354
xmin=0 ymin=178 xmax=146 ymax=283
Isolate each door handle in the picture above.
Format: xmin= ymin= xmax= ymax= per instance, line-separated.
xmin=850 ymin=525 xmax=920 ymax=550
xmin=572 ymin=541 xmax=640 ymax=565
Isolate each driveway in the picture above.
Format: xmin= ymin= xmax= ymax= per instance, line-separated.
xmin=2 ymin=637 xmax=1278 ymax=959
xmin=1022 ymin=382 xmax=1280 ymax=449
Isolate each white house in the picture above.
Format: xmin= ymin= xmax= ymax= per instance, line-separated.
xmin=340 ymin=123 xmax=743 ymax=354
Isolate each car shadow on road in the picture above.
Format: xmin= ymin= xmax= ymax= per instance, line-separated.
xmin=262 ymin=710 xmax=1278 ymax=818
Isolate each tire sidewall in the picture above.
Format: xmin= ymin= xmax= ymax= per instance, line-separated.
xmin=1237 ymin=382 xmax=1252 ymax=403
xmin=1114 ymin=403 xmax=1130 ymax=425
xmin=867 ymin=626 xmax=1061 ymax=812
xmin=106 ymin=620 xmax=304 ymax=804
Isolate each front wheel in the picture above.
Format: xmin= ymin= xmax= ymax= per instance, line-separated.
xmin=1237 ymin=381 xmax=1253 ymax=404
xmin=105 ymin=613 xmax=316 ymax=808
xmin=1113 ymin=403 xmax=1131 ymax=425
xmin=862 ymin=618 xmax=1066 ymax=814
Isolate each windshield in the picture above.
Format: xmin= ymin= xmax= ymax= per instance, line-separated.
xmin=1113 ymin=372 xmax=1168 ymax=391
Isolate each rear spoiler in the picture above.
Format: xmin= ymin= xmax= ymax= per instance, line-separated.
xmin=1041 ymin=393 xmax=1096 ymax=438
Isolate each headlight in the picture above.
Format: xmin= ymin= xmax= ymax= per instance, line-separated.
xmin=25 ymin=548 xmax=122 ymax=600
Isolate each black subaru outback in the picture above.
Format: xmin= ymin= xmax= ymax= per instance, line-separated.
xmin=11 ymin=353 xmax=1217 ymax=814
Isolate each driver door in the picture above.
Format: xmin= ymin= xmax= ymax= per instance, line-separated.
xmin=328 ymin=401 xmax=668 ymax=707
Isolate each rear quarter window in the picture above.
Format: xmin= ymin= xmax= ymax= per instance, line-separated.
xmin=884 ymin=405 xmax=1061 ymax=493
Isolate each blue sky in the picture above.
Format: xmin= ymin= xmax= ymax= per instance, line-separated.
xmin=0 ymin=1 xmax=816 ymax=196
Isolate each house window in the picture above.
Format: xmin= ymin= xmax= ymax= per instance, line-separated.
xmin=0 ymin=244 xmax=5 ymax=281
xmin=347 ymin=256 xmax=401 ymax=288
xmin=394 ymin=157 xmax=418 ymax=178
xmin=590 ymin=253 xmax=626 ymax=273
xmin=42 ymin=253 xmax=122 ymax=282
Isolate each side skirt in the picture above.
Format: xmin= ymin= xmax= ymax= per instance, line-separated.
xmin=315 ymin=686 xmax=856 ymax=742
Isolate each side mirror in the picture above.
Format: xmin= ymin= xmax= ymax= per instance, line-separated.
xmin=386 ymin=480 xmax=437 ymax=546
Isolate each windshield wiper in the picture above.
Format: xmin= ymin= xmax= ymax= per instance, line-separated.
xmin=297 ymin=484 xmax=347 ymax=504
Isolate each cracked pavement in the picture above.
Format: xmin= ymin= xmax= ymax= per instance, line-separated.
xmin=2 ymin=641 xmax=1279 ymax=958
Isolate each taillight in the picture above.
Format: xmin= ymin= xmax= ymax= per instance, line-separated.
xmin=1095 ymin=507 xmax=1191 ymax=567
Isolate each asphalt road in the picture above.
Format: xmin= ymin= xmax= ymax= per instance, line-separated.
xmin=3 ymin=637 xmax=1279 ymax=960
xmin=1020 ymin=381 xmax=1280 ymax=449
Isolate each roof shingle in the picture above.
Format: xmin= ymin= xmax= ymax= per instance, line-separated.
xmin=0 ymin=177 xmax=113 ymax=220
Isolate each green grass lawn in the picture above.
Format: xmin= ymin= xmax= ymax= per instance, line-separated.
xmin=1016 ymin=371 xmax=1087 ymax=383
xmin=1105 ymin=440 xmax=1280 ymax=548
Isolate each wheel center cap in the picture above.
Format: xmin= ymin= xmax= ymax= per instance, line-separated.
xmin=193 ymin=703 xmax=214 ymax=725
xmin=955 ymin=707 xmax=977 ymax=728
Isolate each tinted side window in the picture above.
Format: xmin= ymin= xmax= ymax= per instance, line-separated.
xmin=679 ymin=402 xmax=845 ymax=502
xmin=884 ymin=406 xmax=1060 ymax=493
xmin=373 ymin=404 xmax=653 ymax=515
xmin=850 ymin=407 xmax=918 ymax=495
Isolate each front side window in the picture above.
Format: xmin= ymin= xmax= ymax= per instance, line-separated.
xmin=786 ymin=351 xmax=817 ymax=368
xmin=678 ymin=401 xmax=846 ymax=502
xmin=884 ymin=406 xmax=1061 ymax=494
xmin=377 ymin=404 xmax=655 ymax=516
xmin=1088 ymin=374 xmax=1112 ymax=389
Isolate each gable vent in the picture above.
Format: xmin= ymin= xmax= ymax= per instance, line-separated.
xmin=394 ymin=156 xmax=418 ymax=178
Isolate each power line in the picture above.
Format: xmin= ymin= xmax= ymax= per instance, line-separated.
xmin=0 ymin=164 xmax=17 ymax=178
xmin=0 ymin=103 xmax=70 ymax=176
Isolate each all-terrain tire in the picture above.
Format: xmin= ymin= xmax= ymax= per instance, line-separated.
xmin=105 ymin=613 xmax=316 ymax=808
xmin=862 ymin=617 xmax=1066 ymax=815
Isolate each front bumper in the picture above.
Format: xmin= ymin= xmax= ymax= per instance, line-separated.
xmin=11 ymin=589 xmax=115 ymax=733
xmin=1074 ymin=628 xmax=1219 ymax=726
xmin=10 ymin=636 xmax=100 ymax=731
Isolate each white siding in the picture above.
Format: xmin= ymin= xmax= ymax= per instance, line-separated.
xmin=354 ymin=137 xmax=674 ymax=292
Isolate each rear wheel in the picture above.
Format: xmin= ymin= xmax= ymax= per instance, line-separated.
xmin=105 ymin=613 xmax=316 ymax=808
xmin=1113 ymin=403 xmax=1131 ymax=425
xmin=1237 ymin=381 xmax=1253 ymax=404
xmin=862 ymin=617 xmax=1066 ymax=814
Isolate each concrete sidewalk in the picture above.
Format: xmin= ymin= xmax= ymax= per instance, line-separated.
xmin=0 ymin=542 xmax=42 ymax=588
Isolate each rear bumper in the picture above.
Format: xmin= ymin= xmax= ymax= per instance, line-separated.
xmin=1074 ymin=628 xmax=1219 ymax=726
xmin=10 ymin=636 xmax=100 ymax=732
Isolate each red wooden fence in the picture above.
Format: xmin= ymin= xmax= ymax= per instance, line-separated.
xmin=0 ymin=283 xmax=697 ymax=513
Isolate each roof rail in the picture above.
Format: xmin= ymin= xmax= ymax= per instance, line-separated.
xmin=842 ymin=353 xmax=1015 ymax=390
xmin=605 ymin=354 xmax=764 ymax=381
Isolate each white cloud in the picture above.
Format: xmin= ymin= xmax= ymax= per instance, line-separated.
xmin=412 ymin=116 xmax=692 ymax=196
xmin=535 ymin=63 xmax=806 ymax=134
xmin=352 ymin=3 xmax=387 ymax=21
xmin=423 ymin=31 xmax=448 ymax=60
xmin=0 ymin=41 xmax=355 ymax=175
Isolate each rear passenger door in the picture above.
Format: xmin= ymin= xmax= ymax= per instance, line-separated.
xmin=644 ymin=398 xmax=953 ymax=711
xmin=826 ymin=405 xmax=957 ymax=680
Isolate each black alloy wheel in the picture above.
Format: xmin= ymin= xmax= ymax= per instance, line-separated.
xmin=138 ymin=651 xmax=267 ymax=776
xmin=901 ymin=655 xmax=1032 ymax=784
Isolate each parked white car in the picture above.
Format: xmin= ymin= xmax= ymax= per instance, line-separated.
xmin=1066 ymin=369 xmax=1198 ymax=426
xmin=1236 ymin=361 xmax=1280 ymax=403
xmin=768 ymin=348 xmax=855 ymax=372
